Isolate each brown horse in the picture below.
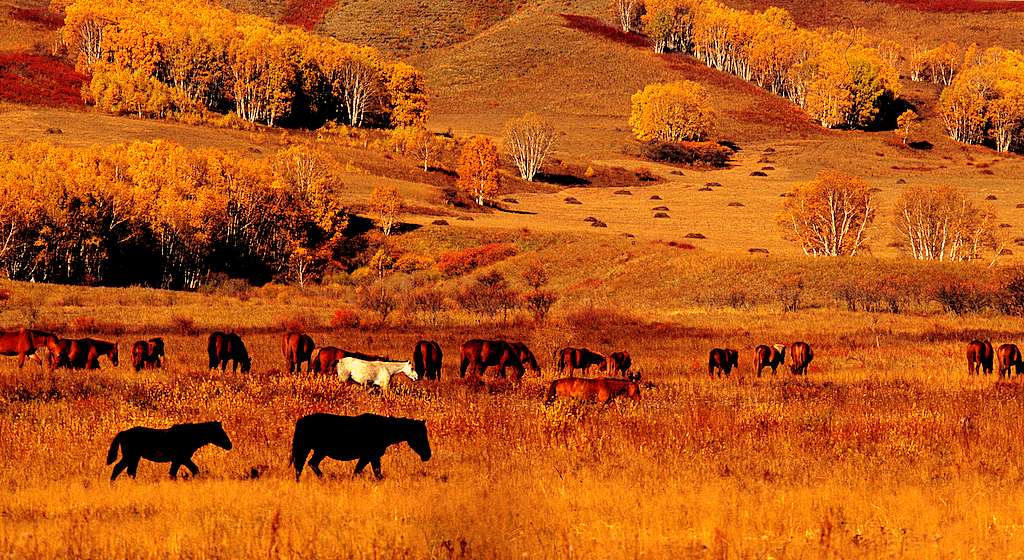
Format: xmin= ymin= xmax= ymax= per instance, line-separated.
xmin=0 ymin=328 xmax=60 ymax=369
xmin=545 ymin=377 xmax=641 ymax=404
xmin=708 ymin=348 xmax=738 ymax=377
xmin=283 ymin=332 xmax=316 ymax=374
xmin=510 ymin=342 xmax=541 ymax=375
xmin=753 ymin=344 xmax=785 ymax=376
xmin=998 ymin=343 xmax=1023 ymax=378
xmin=789 ymin=342 xmax=813 ymax=375
xmin=311 ymin=347 xmax=392 ymax=374
xmin=413 ymin=340 xmax=443 ymax=380
xmin=556 ymin=347 xmax=606 ymax=376
xmin=208 ymin=332 xmax=250 ymax=373
xmin=967 ymin=340 xmax=995 ymax=375
xmin=56 ymin=338 xmax=119 ymax=370
xmin=605 ymin=351 xmax=633 ymax=378
xmin=131 ymin=338 xmax=165 ymax=372
xmin=459 ymin=339 xmax=525 ymax=381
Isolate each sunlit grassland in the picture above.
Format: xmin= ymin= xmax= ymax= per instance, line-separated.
xmin=3 ymin=283 xmax=1024 ymax=557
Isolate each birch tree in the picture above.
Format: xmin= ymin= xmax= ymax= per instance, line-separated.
xmin=779 ymin=170 xmax=875 ymax=257
xmin=504 ymin=113 xmax=556 ymax=182
xmin=894 ymin=184 xmax=997 ymax=261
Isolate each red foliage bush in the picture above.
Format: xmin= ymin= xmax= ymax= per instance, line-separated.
xmin=0 ymin=52 xmax=85 ymax=107
xmin=329 ymin=307 xmax=361 ymax=329
xmin=437 ymin=243 xmax=518 ymax=277
xmin=883 ymin=0 xmax=1024 ymax=11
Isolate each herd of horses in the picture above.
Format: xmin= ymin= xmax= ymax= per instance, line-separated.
xmin=966 ymin=339 xmax=1024 ymax=377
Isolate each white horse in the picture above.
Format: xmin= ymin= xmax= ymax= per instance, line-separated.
xmin=336 ymin=357 xmax=418 ymax=389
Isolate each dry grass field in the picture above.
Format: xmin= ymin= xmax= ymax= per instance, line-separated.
xmin=7 ymin=0 xmax=1024 ymax=556
xmin=4 ymin=282 xmax=1024 ymax=557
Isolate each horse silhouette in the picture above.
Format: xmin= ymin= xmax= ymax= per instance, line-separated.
xmin=291 ymin=413 xmax=431 ymax=480
xmin=107 ymin=421 xmax=233 ymax=480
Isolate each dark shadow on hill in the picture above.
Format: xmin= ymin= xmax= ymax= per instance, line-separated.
xmin=533 ymin=172 xmax=589 ymax=187
xmin=909 ymin=140 xmax=933 ymax=150
xmin=559 ymin=14 xmax=651 ymax=49
xmin=490 ymin=204 xmax=538 ymax=215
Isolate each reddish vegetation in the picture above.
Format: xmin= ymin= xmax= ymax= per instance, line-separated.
xmin=882 ymin=0 xmax=1024 ymax=12
xmin=437 ymin=243 xmax=518 ymax=277
xmin=280 ymin=0 xmax=338 ymax=30
xmin=9 ymin=7 xmax=64 ymax=28
xmin=0 ymin=51 xmax=85 ymax=107
xmin=559 ymin=14 xmax=651 ymax=49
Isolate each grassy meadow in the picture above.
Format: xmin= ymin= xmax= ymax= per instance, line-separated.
xmin=3 ymin=279 xmax=1024 ymax=558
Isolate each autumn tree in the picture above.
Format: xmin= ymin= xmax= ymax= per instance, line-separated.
xmin=456 ymin=136 xmax=501 ymax=206
xmin=390 ymin=126 xmax=449 ymax=171
xmin=642 ymin=0 xmax=693 ymax=54
xmin=369 ymin=184 xmax=403 ymax=236
xmin=896 ymin=109 xmax=920 ymax=144
xmin=505 ymin=113 xmax=556 ymax=182
xmin=893 ymin=184 xmax=997 ymax=261
xmin=629 ymin=81 xmax=715 ymax=142
xmin=909 ymin=43 xmax=960 ymax=85
xmin=610 ymin=0 xmax=644 ymax=33
xmin=779 ymin=170 xmax=875 ymax=257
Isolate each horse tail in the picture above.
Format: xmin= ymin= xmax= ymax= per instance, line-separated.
xmin=289 ymin=423 xmax=308 ymax=470
xmin=310 ymin=348 xmax=321 ymax=374
xmin=556 ymin=350 xmax=565 ymax=372
xmin=106 ymin=432 xmax=123 ymax=465
xmin=545 ymin=380 xmax=559 ymax=405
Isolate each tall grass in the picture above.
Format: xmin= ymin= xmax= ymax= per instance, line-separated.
xmin=3 ymin=282 xmax=1024 ymax=556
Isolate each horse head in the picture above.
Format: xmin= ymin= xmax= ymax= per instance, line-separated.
xmin=406 ymin=420 xmax=431 ymax=461
xmin=240 ymin=355 xmax=252 ymax=373
xmin=399 ymin=361 xmax=418 ymax=381
xmin=211 ymin=422 xmax=233 ymax=450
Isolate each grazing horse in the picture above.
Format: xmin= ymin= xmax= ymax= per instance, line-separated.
xmin=283 ymin=332 xmax=316 ymax=374
xmin=56 ymin=338 xmax=119 ymax=370
xmin=789 ymin=342 xmax=813 ymax=375
xmin=459 ymin=339 xmax=526 ymax=381
xmin=131 ymin=338 xmax=165 ymax=372
xmin=336 ymin=357 xmax=417 ymax=389
xmin=708 ymin=348 xmax=739 ymax=377
xmin=311 ymin=347 xmax=392 ymax=374
xmin=556 ymin=347 xmax=606 ymax=376
xmin=290 ymin=413 xmax=431 ymax=481
xmin=510 ymin=342 xmax=541 ymax=376
xmin=753 ymin=344 xmax=786 ymax=376
xmin=967 ymin=340 xmax=995 ymax=375
xmin=107 ymin=421 xmax=233 ymax=480
xmin=605 ymin=351 xmax=633 ymax=378
xmin=545 ymin=377 xmax=641 ymax=404
xmin=0 ymin=329 xmax=60 ymax=369
xmin=998 ymin=344 xmax=1023 ymax=378
xmin=208 ymin=332 xmax=250 ymax=373
xmin=413 ymin=340 xmax=443 ymax=380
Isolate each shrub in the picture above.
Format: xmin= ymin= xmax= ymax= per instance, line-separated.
xmin=523 ymin=289 xmax=558 ymax=323
xmin=458 ymin=271 xmax=521 ymax=324
xmin=932 ymin=281 xmax=991 ymax=315
xmin=777 ymin=275 xmax=805 ymax=313
xmin=170 ymin=316 xmax=200 ymax=336
xmin=358 ymin=284 xmax=398 ymax=324
xmin=329 ymin=308 xmax=361 ymax=329
xmin=437 ymin=244 xmax=518 ymax=277
xmin=636 ymin=141 xmax=733 ymax=167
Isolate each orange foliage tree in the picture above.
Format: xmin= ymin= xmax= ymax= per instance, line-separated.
xmin=456 ymin=137 xmax=501 ymax=206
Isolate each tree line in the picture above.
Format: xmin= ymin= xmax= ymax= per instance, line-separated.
xmin=55 ymin=0 xmax=428 ymax=128
xmin=615 ymin=0 xmax=901 ymax=130
xmin=0 ymin=140 xmax=353 ymax=289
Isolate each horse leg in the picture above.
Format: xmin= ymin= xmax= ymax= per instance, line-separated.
xmin=17 ymin=352 xmax=25 ymax=369
xmin=183 ymin=460 xmax=199 ymax=478
xmin=169 ymin=462 xmax=181 ymax=479
xmin=111 ymin=459 xmax=130 ymax=481
xmin=308 ymin=451 xmax=326 ymax=478
xmin=353 ymin=457 xmax=369 ymax=477
xmin=370 ymin=457 xmax=383 ymax=480
xmin=126 ymin=456 xmax=141 ymax=479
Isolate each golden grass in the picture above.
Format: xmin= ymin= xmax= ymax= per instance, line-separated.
xmin=3 ymin=282 xmax=1024 ymax=557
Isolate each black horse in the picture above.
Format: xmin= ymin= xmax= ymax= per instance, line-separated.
xmin=290 ymin=413 xmax=431 ymax=481
xmin=107 ymin=421 xmax=233 ymax=480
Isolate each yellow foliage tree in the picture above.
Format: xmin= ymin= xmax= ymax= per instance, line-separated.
xmin=456 ymin=137 xmax=501 ymax=206
xmin=629 ymin=81 xmax=715 ymax=142
xmin=369 ymin=185 xmax=403 ymax=236
xmin=894 ymin=184 xmax=997 ymax=261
